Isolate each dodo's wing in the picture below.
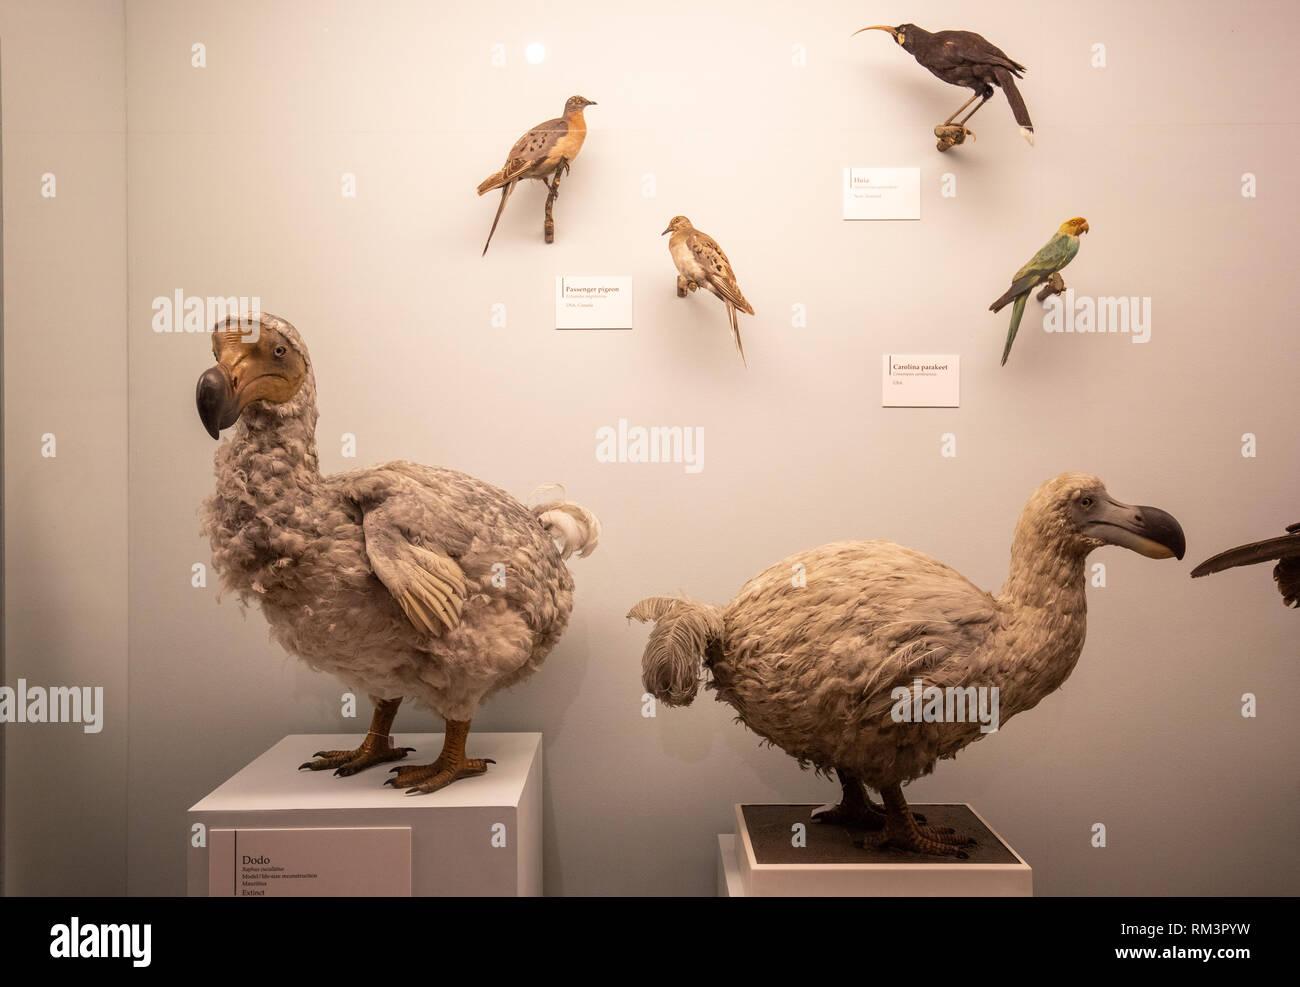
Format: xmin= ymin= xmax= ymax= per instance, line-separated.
xmin=361 ymin=499 xmax=468 ymax=637
xmin=852 ymin=557 xmax=1001 ymax=718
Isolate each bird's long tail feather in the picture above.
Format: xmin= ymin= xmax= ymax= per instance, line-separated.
xmin=727 ymin=303 xmax=747 ymax=368
xmin=535 ymin=498 xmax=601 ymax=560
xmin=477 ymin=169 xmax=505 ymax=196
xmin=994 ymin=66 xmax=1034 ymax=144
xmin=627 ymin=596 xmax=725 ymax=706
xmin=482 ymin=182 xmax=514 ymax=256
xmin=1001 ymin=294 xmax=1028 ymax=366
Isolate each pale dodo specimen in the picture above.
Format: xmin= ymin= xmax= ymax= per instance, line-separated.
xmin=629 ymin=474 xmax=1185 ymax=854
xmin=197 ymin=313 xmax=599 ymax=793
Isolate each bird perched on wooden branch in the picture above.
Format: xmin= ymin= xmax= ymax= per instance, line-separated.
xmin=662 ymin=215 xmax=754 ymax=367
xmin=1191 ymin=523 xmax=1300 ymax=608
xmin=990 ymin=217 xmax=1089 ymax=365
xmin=855 ymin=23 xmax=1034 ymax=151
xmin=477 ymin=95 xmax=596 ymax=255
xmin=197 ymin=313 xmax=600 ymax=794
xmin=629 ymin=474 xmax=1185 ymax=855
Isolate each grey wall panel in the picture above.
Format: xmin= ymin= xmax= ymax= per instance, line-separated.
xmin=0 ymin=0 xmax=127 ymax=896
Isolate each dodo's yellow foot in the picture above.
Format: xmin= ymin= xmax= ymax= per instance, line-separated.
xmin=386 ymin=754 xmax=495 ymax=795
xmin=299 ymin=740 xmax=415 ymax=777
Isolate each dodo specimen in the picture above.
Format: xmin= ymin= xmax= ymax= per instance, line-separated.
xmin=629 ymin=474 xmax=1184 ymax=854
xmin=196 ymin=313 xmax=600 ymax=793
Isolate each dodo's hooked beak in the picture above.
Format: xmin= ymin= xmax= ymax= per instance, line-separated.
xmin=1082 ymin=496 xmax=1186 ymax=561
xmin=853 ymin=25 xmax=900 ymax=41
xmin=196 ymin=364 xmax=240 ymax=440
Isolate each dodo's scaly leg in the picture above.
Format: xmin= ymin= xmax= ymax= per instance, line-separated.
xmin=543 ymin=157 xmax=568 ymax=244
xmin=811 ymin=771 xmax=887 ymax=829
xmin=299 ymin=697 xmax=414 ymax=776
xmin=387 ymin=718 xmax=495 ymax=795
xmin=1036 ymin=271 xmax=1066 ymax=302
xmin=872 ymin=783 xmax=974 ymax=856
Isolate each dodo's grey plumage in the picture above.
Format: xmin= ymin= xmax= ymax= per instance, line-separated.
xmin=197 ymin=313 xmax=599 ymax=794
xmin=629 ymin=473 xmax=1185 ymax=854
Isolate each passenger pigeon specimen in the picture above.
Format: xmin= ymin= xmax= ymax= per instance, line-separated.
xmin=990 ymin=217 xmax=1089 ymax=365
xmin=629 ymin=474 xmax=1184 ymax=855
xmin=477 ymin=94 xmax=596 ymax=255
xmin=663 ymin=215 xmax=754 ymax=367
xmin=1192 ymin=523 xmax=1300 ymax=608
xmin=197 ymin=313 xmax=600 ymax=793
xmin=856 ymin=23 xmax=1034 ymax=151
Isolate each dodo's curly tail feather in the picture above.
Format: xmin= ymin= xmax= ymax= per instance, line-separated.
xmin=627 ymin=596 xmax=725 ymax=706
xmin=534 ymin=499 xmax=601 ymax=560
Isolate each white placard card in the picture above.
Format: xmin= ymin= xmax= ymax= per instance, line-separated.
xmin=882 ymin=354 xmax=960 ymax=407
xmin=843 ymin=167 xmax=921 ymax=220
xmin=555 ymin=275 xmax=634 ymax=330
xmin=209 ymin=827 xmax=411 ymax=896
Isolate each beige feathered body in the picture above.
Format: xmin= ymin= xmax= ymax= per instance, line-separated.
xmin=201 ymin=321 xmax=599 ymax=723
xmin=631 ymin=476 xmax=1097 ymax=790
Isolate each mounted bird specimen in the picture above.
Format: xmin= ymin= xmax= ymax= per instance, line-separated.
xmin=1191 ymin=523 xmax=1300 ymax=608
xmin=990 ymin=216 xmax=1089 ymax=365
xmin=662 ymin=215 xmax=754 ymax=367
xmin=855 ymin=24 xmax=1034 ymax=151
xmin=477 ymin=94 xmax=597 ymax=255
xmin=628 ymin=473 xmax=1185 ymax=855
xmin=196 ymin=313 xmax=600 ymax=794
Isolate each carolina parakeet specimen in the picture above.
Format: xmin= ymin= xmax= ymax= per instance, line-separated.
xmin=989 ymin=217 xmax=1089 ymax=365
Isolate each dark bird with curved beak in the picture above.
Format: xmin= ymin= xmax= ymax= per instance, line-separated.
xmin=1191 ymin=523 xmax=1300 ymax=608
xmin=855 ymin=23 xmax=1034 ymax=151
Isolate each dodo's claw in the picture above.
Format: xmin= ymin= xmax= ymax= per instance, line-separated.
xmin=299 ymin=742 xmax=414 ymax=776
xmin=386 ymin=756 xmax=496 ymax=795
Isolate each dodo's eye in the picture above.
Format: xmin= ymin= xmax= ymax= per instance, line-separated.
xmin=1080 ymin=496 xmax=1094 ymax=509
xmin=274 ymin=345 xmax=286 ymax=358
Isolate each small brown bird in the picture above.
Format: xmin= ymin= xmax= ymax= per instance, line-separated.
xmin=662 ymin=216 xmax=754 ymax=367
xmin=477 ymin=95 xmax=596 ymax=255
xmin=1191 ymin=523 xmax=1300 ymax=608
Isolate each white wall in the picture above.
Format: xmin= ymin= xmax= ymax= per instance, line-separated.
xmin=4 ymin=0 xmax=1297 ymax=896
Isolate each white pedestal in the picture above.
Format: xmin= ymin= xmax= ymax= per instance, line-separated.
xmin=716 ymin=834 xmax=746 ymax=896
xmin=187 ymin=733 xmax=542 ymax=897
xmin=721 ymin=803 xmax=1032 ymax=897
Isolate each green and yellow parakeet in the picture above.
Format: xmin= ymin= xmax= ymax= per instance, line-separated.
xmin=989 ymin=217 xmax=1089 ymax=365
